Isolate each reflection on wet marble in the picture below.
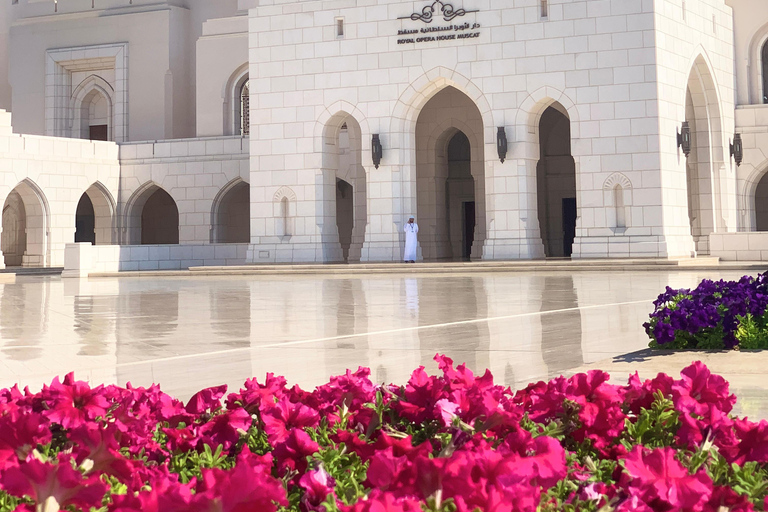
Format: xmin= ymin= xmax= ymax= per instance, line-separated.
xmin=0 ymin=270 xmax=756 ymax=405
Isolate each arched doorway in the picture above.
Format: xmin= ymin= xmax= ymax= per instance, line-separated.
xmin=536 ymin=105 xmax=576 ymax=257
xmin=756 ymin=173 xmax=768 ymax=231
xmin=1 ymin=180 xmax=49 ymax=267
xmin=414 ymin=87 xmax=485 ymax=260
xmin=80 ymin=88 xmax=110 ymax=141
xmin=684 ymin=57 xmax=725 ymax=255
xmin=126 ymin=184 xmax=179 ymax=245
xmin=446 ymin=132 xmax=475 ymax=259
xmin=212 ymin=180 xmax=250 ymax=243
xmin=2 ymin=191 xmax=26 ymax=266
xmin=336 ymin=179 xmax=353 ymax=261
xmin=321 ymin=115 xmax=367 ymax=262
xmin=75 ymin=194 xmax=95 ymax=244
xmin=74 ymin=183 xmax=115 ymax=245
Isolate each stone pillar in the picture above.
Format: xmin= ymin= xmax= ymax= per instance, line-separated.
xmin=482 ymin=157 xmax=545 ymax=259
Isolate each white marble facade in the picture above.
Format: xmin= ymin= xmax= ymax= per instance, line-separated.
xmin=0 ymin=0 xmax=764 ymax=267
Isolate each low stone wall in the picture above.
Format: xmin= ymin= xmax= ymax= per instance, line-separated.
xmin=63 ymin=242 xmax=249 ymax=277
xmin=709 ymin=232 xmax=768 ymax=261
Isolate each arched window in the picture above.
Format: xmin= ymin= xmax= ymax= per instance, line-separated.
xmin=614 ymin=185 xmax=626 ymax=228
xmin=763 ymin=41 xmax=768 ymax=103
xmin=239 ymin=78 xmax=250 ymax=136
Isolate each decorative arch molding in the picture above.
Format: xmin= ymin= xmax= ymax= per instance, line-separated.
xmin=70 ymin=75 xmax=115 ymax=141
xmin=46 ymin=43 xmax=128 ymax=142
xmin=272 ymin=185 xmax=297 ymax=203
xmin=272 ymin=186 xmax=297 ymax=238
xmin=390 ymin=67 xmax=495 ymax=146
xmin=515 ymin=87 xmax=580 ymax=147
xmin=602 ymin=172 xmax=633 ymax=191
xmin=315 ymin=103 xmax=370 ymax=152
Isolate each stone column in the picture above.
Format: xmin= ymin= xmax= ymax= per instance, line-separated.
xmin=482 ymin=156 xmax=545 ymax=259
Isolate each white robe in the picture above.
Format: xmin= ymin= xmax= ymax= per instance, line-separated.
xmin=403 ymin=222 xmax=419 ymax=261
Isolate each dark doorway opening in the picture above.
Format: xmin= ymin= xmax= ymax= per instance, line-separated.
xmin=89 ymin=125 xmax=108 ymax=141
xmin=75 ymin=194 xmax=96 ymax=244
xmin=562 ymin=197 xmax=577 ymax=257
xmin=463 ymin=201 xmax=475 ymax=259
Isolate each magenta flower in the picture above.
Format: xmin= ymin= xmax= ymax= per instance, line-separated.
xmin=299 ymin=466 xmax=336 ymax=511
xmin=41 ymin=373 xmax=110 ymax=429
xmin=672 ymin=361 xmax=735 ymax=417
xmin=197 ymin=408 xmax=253 ymax=450
xmin=262 ymin=396 xmax=320 ymax=444
xmin=184 ymin=384 xmax=228 ymax=415
xmin=344 ymin=491 xmax=422 ymax=512
xmin=272 ymin=428 xmax=321 ymax=474
xmin=1 ymin=454 xmax=108 ymax=512
xmin=623 ymin=446 xmax=712 ymax=511
xmin=0 ymin=412 xmax=51 ymax=470
xmin=196 ymin=448 xmax=287 ymax=512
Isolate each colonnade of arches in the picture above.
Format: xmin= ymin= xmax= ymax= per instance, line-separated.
xmin=0 ymin=178 xmax=251 ymax=267
xmin=315 ymin=85 xmax=579 ymax=262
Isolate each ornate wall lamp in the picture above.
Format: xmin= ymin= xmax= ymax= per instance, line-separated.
xmin=371 ymin=134 xmax=382 ymax=169
xmin=730 ymin=133 xmax=743 ymax=167
xmin=497 ymin=127 xmax=507 ymax=163
xmin=677 ymin=121 xmax=691 ymax=158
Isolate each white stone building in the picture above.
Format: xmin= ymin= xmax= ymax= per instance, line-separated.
xmin=0 ymin=0 xmax=765 ymax=269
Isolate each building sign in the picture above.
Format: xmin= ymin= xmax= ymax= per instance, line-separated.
xmin=396 ymin=1 xmax=481 ymax=45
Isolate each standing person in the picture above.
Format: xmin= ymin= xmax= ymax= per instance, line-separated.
xmin=403 ymin=215 xmax=419 ymax=263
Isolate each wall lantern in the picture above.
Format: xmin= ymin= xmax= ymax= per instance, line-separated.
xmin=677 ymin=121 xmax=691 ymax=158
xmin=730 ymin=133 xmax=743 ymax=167
xmin=372 ymin=134 xmax=382 ymax=169
xmin=497 ymin=127 xmax=508 ymax=163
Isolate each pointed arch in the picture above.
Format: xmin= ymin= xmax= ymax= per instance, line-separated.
xmin=211 ymin=178 xmax=250 ymax=243
xmin=515 ymin=87 xmax=580 ymax=154
xmin=124 ymin=182 xmax=179 ymax=245
xmin=684 ymin=53 xmax=727 ymax=253
xmin=77 ymin=181 xmax=116 ymax=245
xmin=1 ymin=179 xmax=50 ymax=267
xmin=390 ymin=67 xmax=495 ymax=146
xmin=70 ymin=75 xmax=115 ymax=141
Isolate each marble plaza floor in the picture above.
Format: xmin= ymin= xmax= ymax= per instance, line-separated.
xmin=0 ymin=269 xmax=765 ymax=417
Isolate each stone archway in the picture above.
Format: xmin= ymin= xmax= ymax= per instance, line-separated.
xmin=684 ymin=55 xmax=725 ymax=255
xmin=536 ymin=104 xmax=576 ymax=257
xmin=1 ymin=180 xmax=49 ymax=267
xmin=414 ymin=86 xmax=485 ymax=261
xmin=211 ymin=179 xmax=250 ymax=243
xmin=125 ymin=184 xmax=179 ymax=245
xmin=321 ymin=114 xmax=367 ymax=262
xmin=75 ymin=182 xmax=115 ymax=245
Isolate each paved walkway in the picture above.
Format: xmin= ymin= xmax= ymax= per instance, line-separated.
xmin=0 ymin=268 xmax=761 ymax=418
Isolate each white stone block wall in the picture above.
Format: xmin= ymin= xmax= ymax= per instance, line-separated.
xmin=653 ymin=0 xmax=736 ymax=257
xmin=0 ymin=111 xmax=120 ymax=268
xmin=246 ymin=0 xmax=737 ymax=262
xmin=117 ymin=136 xmax=249 ymax=245
xmin=709 ymin=232 xmax=768 ymax=260
xmin=64 ymin=242 xmax=249 ymax=275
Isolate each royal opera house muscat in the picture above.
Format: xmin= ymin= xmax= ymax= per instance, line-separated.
xmin=0 ymin=0 xmax=767 ymax=273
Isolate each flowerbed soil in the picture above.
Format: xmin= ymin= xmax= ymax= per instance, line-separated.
xmin=1 ymin=356 xmax=768 ymax=512
xmin=645 ymin=273 xmax=768 ymax=350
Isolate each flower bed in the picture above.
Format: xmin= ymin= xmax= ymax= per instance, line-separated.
xmin=645 ymin=273 xmax=768 ymax=349
xmin=1 ymin=357 xmax=768 ymax=512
